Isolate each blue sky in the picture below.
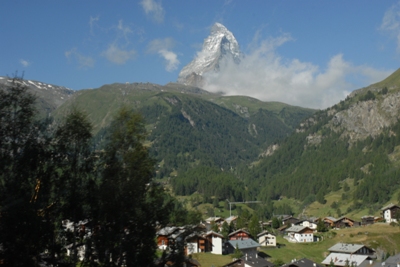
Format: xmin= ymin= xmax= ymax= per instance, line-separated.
xmin=2 ymin=0 xmax=400 ymax=108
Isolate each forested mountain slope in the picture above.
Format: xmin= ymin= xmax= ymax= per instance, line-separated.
xmin=53 ymin=82 xmax=315 ymax=176
xmin=246 ymin=68 xmax=400 ymax=212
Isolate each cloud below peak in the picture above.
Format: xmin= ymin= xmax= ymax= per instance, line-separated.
xmin=203 ymin=35 xmax=392 ymax=109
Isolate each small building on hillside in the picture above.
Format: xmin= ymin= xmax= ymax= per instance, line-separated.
xmin=224 ymin=239 xmax=261 ymax=255
xmin=361 ymin=215 xmax=375 ymax=226
xmin=381 ymin=203 xmax=400 ymax=223
xmin=322 ymin=243 xmax=376 ymax=267
xmin=285 ymin=226 xmax=314 ymax=243
xmin=185 ymin=234 xmax=207 ymax=255
xmin=205 ymin=231 xmax=224 ymax=255
xmin=282 ymin=216 xmax=300 ymax=226
xmin=328 ymin=243 xmax=375 ymax=256
xmin=229 ymin=229 xmax=252 ymax=240
xmin=334 ymin=216 xmax=359 ymax=228
xmin=156 ymin=226 xmax=185 ymax=250
xmin=257 ymin=231 xmax=276 ymax=247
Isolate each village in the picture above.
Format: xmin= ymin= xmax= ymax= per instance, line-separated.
xmin=152 ymin=203 xmax=400 ymax=267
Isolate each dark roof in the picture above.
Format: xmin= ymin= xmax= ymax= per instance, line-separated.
xmin=228 ymin=239 xmax=261 ymax=250
xmin=384 ymin=253 xmax=400 ymax=267
xmin=285 ymin=225 xmax=311 ymax=233
xmin=328 ymin=243 xmax=374 ymax=253
xmin=381 ymin=203 xmax=400 ymax=211
xmin=282 ymin=258 xmax=323 ymax=267
xmin=242 ymin=253 xmax=274 ymax=267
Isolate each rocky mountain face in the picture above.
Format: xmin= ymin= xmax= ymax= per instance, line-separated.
xmin=177 ymin=23 xmax=242 ymax=87
xmin=0 ymin=76 xmax=75 ymax=116
xmin=287 ymin=69 xmax=400 ymax=149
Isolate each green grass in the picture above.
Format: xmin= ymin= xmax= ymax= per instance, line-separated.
xmin=190 ymin=253 xmax=233 ymax=267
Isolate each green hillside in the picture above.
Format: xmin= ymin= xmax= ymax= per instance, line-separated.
xmin=54 ymin=82 xmax=315 ymax=178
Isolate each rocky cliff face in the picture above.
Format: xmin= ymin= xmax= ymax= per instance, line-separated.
xmin=177 ymin=23 xmax=242 ymax=87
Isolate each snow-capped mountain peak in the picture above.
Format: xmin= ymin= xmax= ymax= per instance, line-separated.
xmin=177 ymin=22 xmax=242 ymax=87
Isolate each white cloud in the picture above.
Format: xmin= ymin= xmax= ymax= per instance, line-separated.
xmin=89 ymin=15 xmax=99 ymax=35
xmin=148 ymin=38 xmax=180 ymax=72
xmin=203 ymin=35 xmax=392 ymax=109
xmin=158 ymin=49 xmax=179 ymax=71
xmin=140 ymin=0 xmax=164 ymax=23
xmin=20 ymin=59 xmax=30 ymax=67
xmin=381 ymin=2 xmax=400 ymax=52
xmin=65 ymin=48 xmax=95 ymax=68
xmin=117 ymin=20 xmax=133 ymax=41
xmin=102 ymin=44 xmax=136 ymax=65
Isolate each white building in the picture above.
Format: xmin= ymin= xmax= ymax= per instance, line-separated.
xmin=285 ymin=226 xmax=314 ymax=243
xmin=257 ymin=231 xmax=276 ymax=247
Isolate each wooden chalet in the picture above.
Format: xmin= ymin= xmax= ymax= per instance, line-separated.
xmin=361 ymin=216 xmax=375 ymax=226
xmin=228 ymin=229 xmax=252 ymax=240
xmin=185 ymin=234 xmax=207 ymax=255
xmin=334 ymin=216 xmax=359 ymax=228
xmin=282 ymin=216 xmax=300 ymax=226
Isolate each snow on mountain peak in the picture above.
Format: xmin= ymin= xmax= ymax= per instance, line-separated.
xmin=177 ymin=23 xmax=242 ymax=87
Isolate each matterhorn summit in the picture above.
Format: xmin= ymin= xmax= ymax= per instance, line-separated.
xmin=177 ymin=23 xmax=242 ymax=88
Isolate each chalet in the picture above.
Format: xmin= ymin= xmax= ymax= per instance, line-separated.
xmin=327 ymin=243 xmax=375 ymax=256
xmin=361 ymin=216 xmax=375 ymax=226
xmin=229 ymin=229 xmax=252 ymax=240
xmin=282 ymin=258 xmax=323 ymax=267
xmin=282 ymin=216 xmax=300 ymax=226
xmin=205 ymin=216 xmax=225 ymax=224
xmin=185 ymin=234 xmax=207 ymax=255
xmin=323 ymin=217 xmax=337 ymax=228
xmin=204 ymin=231 xmax=224 ymax=255
xmin=381 ymin=203 xmax=400 ymax=223
xmin=223 ymin=253 xmax=275 ymax=267
xmin=224 ymin=239 xmax=261 ymax=255
xmin=156 ymin=226 xmax=187 ymax=250
xmin=333 ymin=216 xmax=359 ymax=228
xmin=257 ymin=231 xmax=276 ymax=247
xmin=225 ymin=215 xmax=238 ymax=225
xmin=322 ymin=243 xmax=376 ymax=267
xmin=285 ymin=226 xmax=314 ymax=243
xmin=321 ymin=253 xmax=370 ymax=267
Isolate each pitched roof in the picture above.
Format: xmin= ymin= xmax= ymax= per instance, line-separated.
xmin=242 ymin=253 xmax=274 ymax=267
xmin=384 ymin=253 xmax=400 ymax=267
xmin=257 ymin=230 xmax=272 ymax=237
xmin=282 ymin=258 xmax=323 ymax=267
xmin=325 ymin=217 xmax=337 ymax=222
xmin=285 ymin=225 xmax=311 ymax=233
xmin=229 ymin=228 xmax=250 ymax=237
xmin=322 ymin=253 xmax=369 ymax=266
xmin=328 ymin=243 xmax=373 ymax=254
xmin=205 ymin=230 xmax=224 ymax=238
xmin=381 ymin=203 xmax=400 ymax=211
xmin=228 ymin=239 xmax=261 ymax=250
